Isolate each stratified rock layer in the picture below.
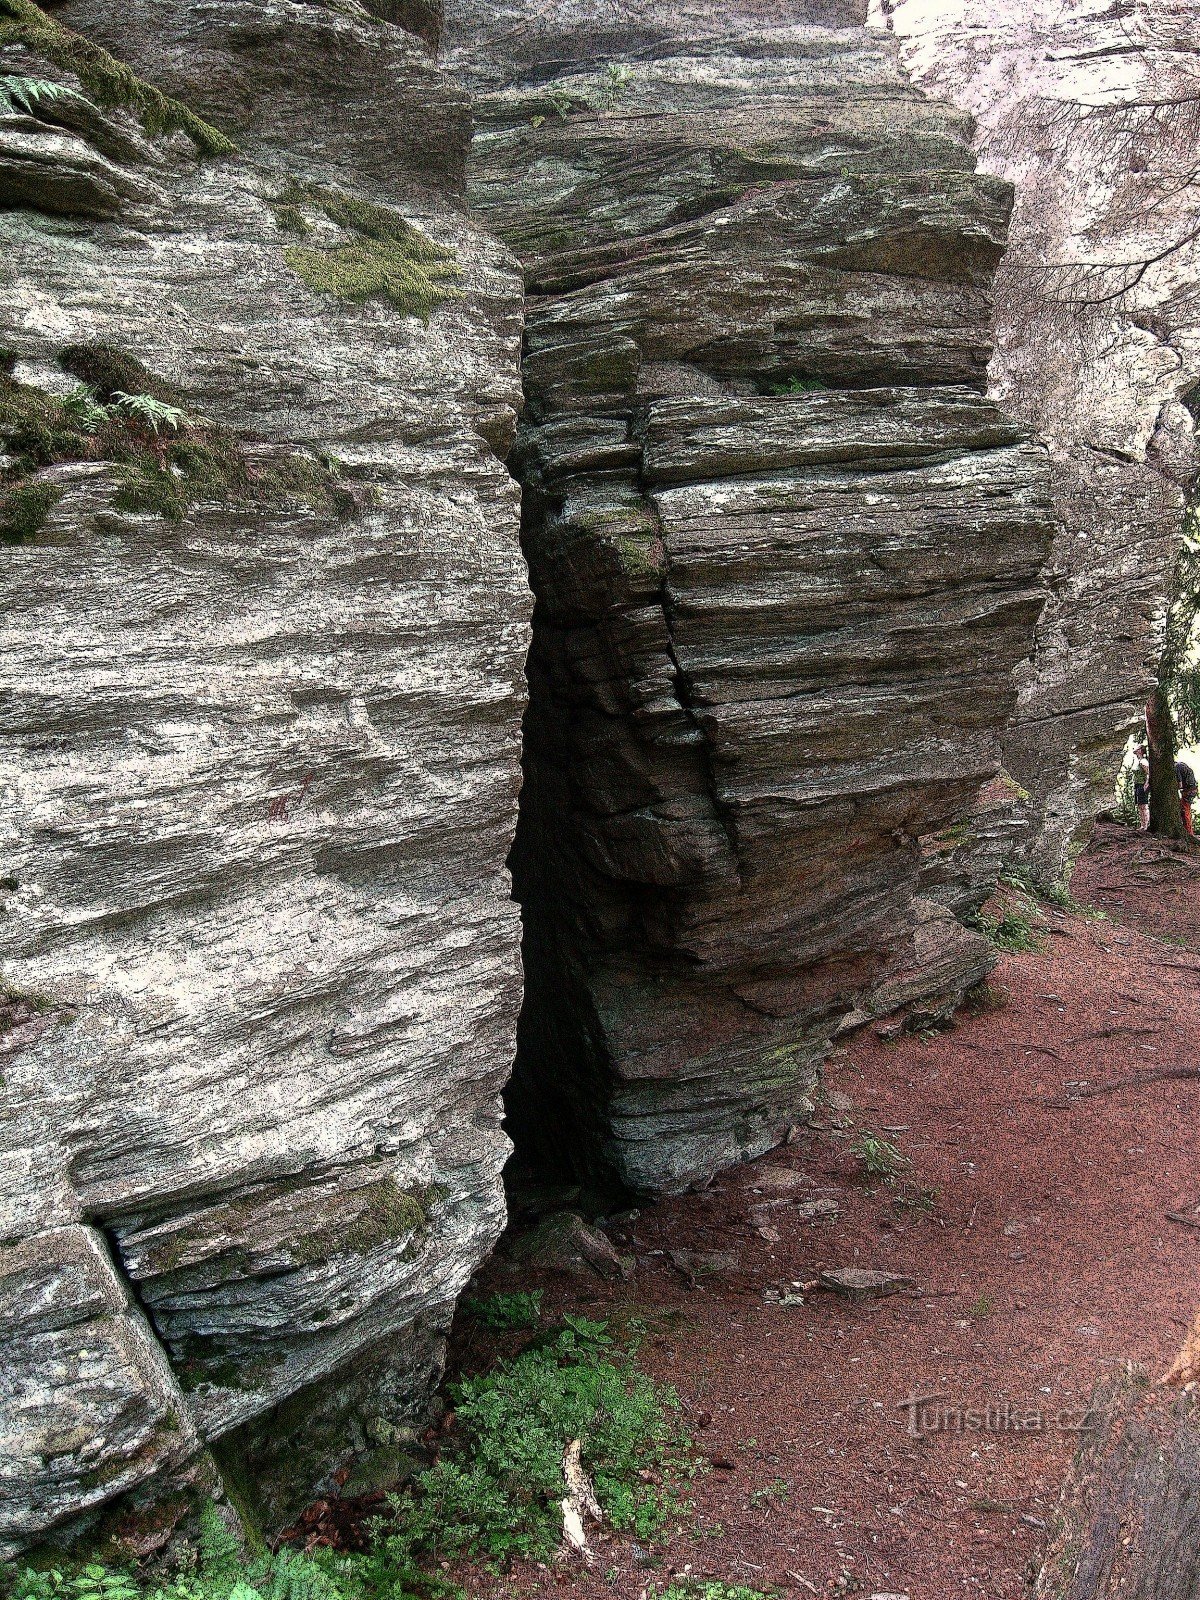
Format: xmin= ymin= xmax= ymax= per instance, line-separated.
xmin=449 ymin=4 xmax=1056 ymax=1193
xmin=0 ymin=0 xmax=528 ymax=1551
xmin=879 ymin=0 xmax=1200 ymax=876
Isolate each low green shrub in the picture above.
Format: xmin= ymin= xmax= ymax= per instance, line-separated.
xmin=0 ymin=480 xmax=61 ymax=542
xmin=378 ymin=1318 xmax=693 ymax=1564
xmin=766 ymin=376 xmax=827 ymax=395
xmin=6 ymin=1322 xmax=690 ymax=1600
xmin=0 ymin=357 xmax=356 ymax=529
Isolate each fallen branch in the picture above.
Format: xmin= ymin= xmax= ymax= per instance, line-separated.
xmin=1047 ymin=1066 xmax=1200 ymax=1105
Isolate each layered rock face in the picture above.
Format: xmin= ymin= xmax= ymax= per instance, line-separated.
xmin=876 ymin=0 xmax=1200 ymax=876
xmin=447 ymin=1 xmax=1056 ymax=1193
xmin=0 ymin=0 xmax=528 ymax=1552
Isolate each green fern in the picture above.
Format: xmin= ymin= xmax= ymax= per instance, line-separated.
xmin=61 ymin=384 xmax=113 ymax=433
xmin=0 ymin=72 xmax=85 ymax=115
xmin=111 ymin=391 xmax=188 ymax=434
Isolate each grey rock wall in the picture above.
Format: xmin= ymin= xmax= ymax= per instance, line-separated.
xmin=876 ymin=0 xmax=1200 ymax=878
xmin=0 ymin=0 xmax=528 ymax=1552
xmin=449 ymin=4 xmax=1056 ymax=1194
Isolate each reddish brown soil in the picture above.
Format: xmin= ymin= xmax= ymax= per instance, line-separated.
xmin=1074 ymin=819 xmax=1200 ymax=954
xmin=329 ymin=823 xmax=1200 ymax=1600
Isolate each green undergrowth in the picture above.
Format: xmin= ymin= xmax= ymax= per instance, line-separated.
xmin=654 ymin=1585 xmax=778 ymax=1600
xmin=968 ymin=906 xmax=1042 ymax=953
xmin=0 ymin=345 xmax=357 ymax=536
xmin=0 ymin=0 xmax=235 ymax=155
xmin=270 ymin=178 xmax=460 ymax=320
xmin=378 ymin=1315 xmax=694 ymax=1564
xmin=461 ymin=1289 xmax=543 ymax=1331
xmin=848 ymin=1130 xmax=909 ymax=1183
xmin=765 ymin=375 xmax=828 ymax=395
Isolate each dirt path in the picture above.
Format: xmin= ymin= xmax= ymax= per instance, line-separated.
xmin=446 ymin=828 xmax=1199 ymax=1599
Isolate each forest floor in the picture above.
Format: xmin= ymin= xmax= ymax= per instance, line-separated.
xmin=324 ymin=823 xmax=1200 ymax=1600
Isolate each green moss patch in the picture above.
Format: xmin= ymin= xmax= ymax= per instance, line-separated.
xmin=0 ymin=0 xmax=235 ymax=155
xmin=288 ymin=1178 xmax=429 ymax=1265
xmin=1 ymin=479 xmax=61 ymax=542
xmin=271 ymin=178 xmax=460 ymax=320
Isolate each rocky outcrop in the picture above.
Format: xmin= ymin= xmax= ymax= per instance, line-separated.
xmin=0 ymin=0 xmax=528 ymax=1552
xmin=875 ymin=0 xmax=1200 ymax=878
xmin=448 ymin=1 xmax=1056 ymax=1194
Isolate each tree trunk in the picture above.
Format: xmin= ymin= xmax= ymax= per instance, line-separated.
xmin=1146 ymin=686 xmax=1186 ymax=838
xmin=1035 ymin=1370 xmax=1200 ymax=1599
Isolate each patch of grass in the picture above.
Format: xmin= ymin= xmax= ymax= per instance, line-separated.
xmin=0 ymin=73 xmax=86 ymax=116
xmin=969 ymin=1292 xmax=995 ymax=1319
xmin=9 ymin=1502 xmax=453 ymax=1600
xmin=892 ymin=1184 xmax=939 ymax=1220
xmin=463 ymin=1290 xmax=543 ymax=1331
xmin=376 ymin=1319 xmax=693 ymax=1565
xmin=0 ymin=0 xmax=235 ymax=155
xmin=849 ymin=1131 xmax=909 ymax=1183
xmin=0 ymin=479 xmax=61 ymax=542
xmin=748 ymin=1476 xmax=790 ymax=1508
xmin=271 ymin=178 xmax=460 ymax=320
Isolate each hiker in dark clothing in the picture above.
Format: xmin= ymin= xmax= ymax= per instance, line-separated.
xmin=1133 ymin=742 xmax=1150 ymax=831
xmin=1177 ymin=758 xmax=1198 ymax=838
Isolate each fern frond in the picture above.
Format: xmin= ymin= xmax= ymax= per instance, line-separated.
xmin=111 ymin=391 xmax=189 ymax=434
xmin=0 ymin=72 xmax=86 ymax=116
xmin=61 ymin=385 xmax=114 ymax=433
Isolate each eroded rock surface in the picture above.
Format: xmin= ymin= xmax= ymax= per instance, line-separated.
xmin=0 ymin=0 xmax=528 ymax=1549
xmin=449 ymin=1 xmax=1055 ymax=1193
xmin=877 ymin=0 xmax=1200 ymax=877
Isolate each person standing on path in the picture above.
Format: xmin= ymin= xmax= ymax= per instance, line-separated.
xmin=1133 ymin=742 xmax=1150 ymax=831
xmin=1176 ymin=757 xmax=1198 ymax=838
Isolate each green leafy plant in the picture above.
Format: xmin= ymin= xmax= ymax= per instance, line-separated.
xmin=111 ymin=391 xmax=189 ymax=435
xmin=378 ymin=1319 xmax=693 ymax=1565
xmin=1 ymin=354 xmax=356 ymax=530
xmin=969 ymin=907 xmax=1042 ymax=953
xmin=462 ymin=1289 xmax=543 ymax=1331
xmin=892 ymin=1184 xmax=939 ymax=1220
xmin=969 ymin=1292 xmax=995 ymax=1319
xmin=8 ymin=1503 xmax=452 ymax=1600
xmin=748 ymin=1476 xmax=790 ymax=1508
xmin=0 ymin=72 xmax=85 ymax=115
xmin=655 ymin=1583 xmax=778 ymax=1600
xmin=602 ymin=62 xmax=632 ymax=106
xmin=849 ymin=1131 xmax=909 ymax=1182
xmin=0 ymin=0 xmax=235 ymax=154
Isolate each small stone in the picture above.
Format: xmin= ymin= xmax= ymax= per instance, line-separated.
xmin=819 ymin=1267 xmax=913 ymax=1298
xmin=795 ymin=1198 xmax=840 ymax=1223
